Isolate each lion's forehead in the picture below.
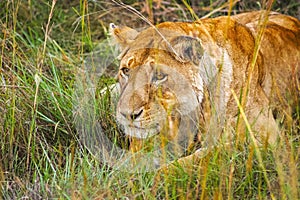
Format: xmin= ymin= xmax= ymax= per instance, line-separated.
xmin=120 ymin=24 xmax=206 ymax=57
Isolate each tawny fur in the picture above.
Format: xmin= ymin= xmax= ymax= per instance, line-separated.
xmin=110 ymin=11 xmax=300 ymax=155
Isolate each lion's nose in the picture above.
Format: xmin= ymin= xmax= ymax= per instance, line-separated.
xmin=121 ymin=108 xmax=143 ymax=121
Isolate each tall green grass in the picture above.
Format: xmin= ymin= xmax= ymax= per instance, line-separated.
xmin=0 ymin=0 xmax=299 ymax=199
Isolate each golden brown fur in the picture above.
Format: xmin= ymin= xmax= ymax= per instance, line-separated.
xmin=110 ymin=11 xmax=300 ymax=158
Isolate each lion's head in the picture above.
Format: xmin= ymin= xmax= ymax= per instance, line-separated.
xmin=110 ymin=19 xmax=236 ymax=152
xmin=116 ymin=28 xmax=205 ymax=148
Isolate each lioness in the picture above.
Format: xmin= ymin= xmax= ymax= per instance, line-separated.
xmin=110 ymin=11 xmax=299 ymax=161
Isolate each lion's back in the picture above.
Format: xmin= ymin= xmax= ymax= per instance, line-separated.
xmin=234 ymin=11 xmax=300 ymax=106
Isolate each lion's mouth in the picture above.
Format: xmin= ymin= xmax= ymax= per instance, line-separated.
xmin=123 ymin=124 xmax=160 ymax=139
xmin=119 ymin=111 xmax=182 ymax=140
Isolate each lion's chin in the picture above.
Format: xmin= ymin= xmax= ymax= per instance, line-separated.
xmin=123 ymin=126 xmax=159 ymax=139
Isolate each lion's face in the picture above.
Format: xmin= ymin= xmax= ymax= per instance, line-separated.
xmin=110 ymin=22 xmax=214 ymax=142
xmin=112 ymin=22 xmax=230 ymax=146
xmin=116 ymin=48 xmax=201 ymax=140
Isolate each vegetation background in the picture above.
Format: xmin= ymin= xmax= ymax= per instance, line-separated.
xmin=0 ymin=0 xmax=299 ymax=199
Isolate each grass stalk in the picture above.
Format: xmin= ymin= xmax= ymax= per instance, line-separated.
xmin=235 ymin=2 xmax=273 ymax=144
xmin=231 ymin=89 xmax=275 ymax=200
xmin=27 ymin=0 xmax=57 ymax=170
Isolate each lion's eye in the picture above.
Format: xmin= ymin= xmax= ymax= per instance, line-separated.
xmin=120 ymin=67 xmax=130 ymax=77
xmin=152 ymin=70 xmax=168 ymax=84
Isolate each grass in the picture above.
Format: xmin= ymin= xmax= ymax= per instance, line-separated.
xmin=0 ymin=0 xmax=299 ymax=199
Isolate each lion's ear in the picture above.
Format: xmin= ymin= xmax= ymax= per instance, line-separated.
xmin=109 ymin=23 xmax=139 ymax=50
xmin=169 ymin=36 xmax=204 ymax=65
